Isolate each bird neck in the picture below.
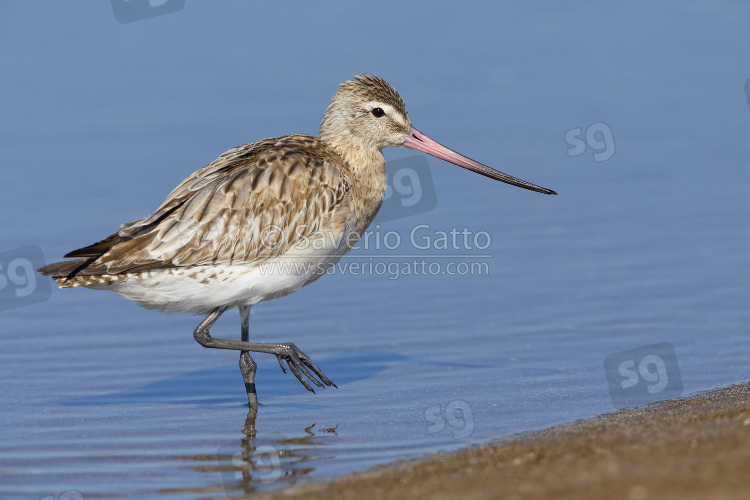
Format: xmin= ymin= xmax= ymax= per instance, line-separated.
xmin=319 ymin=128 xmax=385 ymax=181
xmin=318 ymin=128 xmax=387 ymax=227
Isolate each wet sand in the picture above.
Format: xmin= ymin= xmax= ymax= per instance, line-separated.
xmin=256 ymin=383 xmax=750 ymax=499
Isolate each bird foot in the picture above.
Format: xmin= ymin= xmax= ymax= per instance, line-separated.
xmin=272 ymin=343 xmax=337 ymax=393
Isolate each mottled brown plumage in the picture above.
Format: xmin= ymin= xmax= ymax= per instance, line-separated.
xmin=42 ymin=135 xmax=357 ymax=286
xmin=40 ymin=76 xmax=415 ymax=291
xmin=38 ymin=74 xmax=555 ymax=405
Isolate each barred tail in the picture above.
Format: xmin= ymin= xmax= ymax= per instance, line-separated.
xmin=37 ymin=257 xmax=97 ymax=288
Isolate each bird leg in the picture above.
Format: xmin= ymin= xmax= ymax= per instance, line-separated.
xmin=193 ymin=306 xmax=336 ymax=398
xmin=239 ymin=304 xmax=259 ymax=411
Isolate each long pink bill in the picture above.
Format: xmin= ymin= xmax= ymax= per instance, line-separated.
xmin=401 ymin=126 xmax=557 ymax=195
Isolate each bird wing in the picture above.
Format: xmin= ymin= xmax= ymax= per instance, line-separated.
xmin=57 ymin=134 xmax=351 ymax=276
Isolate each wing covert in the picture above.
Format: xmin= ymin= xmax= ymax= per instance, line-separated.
xmin=68 ymin=135 xmax=351 ymax=276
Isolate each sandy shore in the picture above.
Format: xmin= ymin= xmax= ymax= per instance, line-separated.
xmin=256 ymin=383 xmax=750 ymax=500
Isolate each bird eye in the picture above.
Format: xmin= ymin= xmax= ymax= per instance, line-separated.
xmin=371 ymin=107 xmax=385 ymax=118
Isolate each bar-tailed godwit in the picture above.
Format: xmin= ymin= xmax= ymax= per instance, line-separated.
xmin=39 ymin=75 xmax=556 ymax=410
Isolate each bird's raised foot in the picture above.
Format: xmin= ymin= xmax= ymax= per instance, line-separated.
xmin=272 ymin=343 xmax=337 ymax=393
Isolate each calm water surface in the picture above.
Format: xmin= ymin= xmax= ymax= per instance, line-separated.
xmin=2 ymin=2 xmax=750 ymax=498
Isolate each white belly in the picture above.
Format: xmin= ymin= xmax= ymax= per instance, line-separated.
xmin=88 ymin=230 xmax=354 ymax=314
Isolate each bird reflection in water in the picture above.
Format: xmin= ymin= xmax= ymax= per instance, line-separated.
xmin=207 ymin=409 xmax=339 ymax=496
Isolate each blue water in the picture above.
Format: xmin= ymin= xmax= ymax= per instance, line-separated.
xmin=2 ymin=1 xmax=750 ymax=498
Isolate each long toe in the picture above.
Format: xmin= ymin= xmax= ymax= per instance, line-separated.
xmin=274 ymin=343 xmax=335 ymax=391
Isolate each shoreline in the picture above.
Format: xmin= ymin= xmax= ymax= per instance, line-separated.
xmin=256 ymin=383 xmax=750 ymax=499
